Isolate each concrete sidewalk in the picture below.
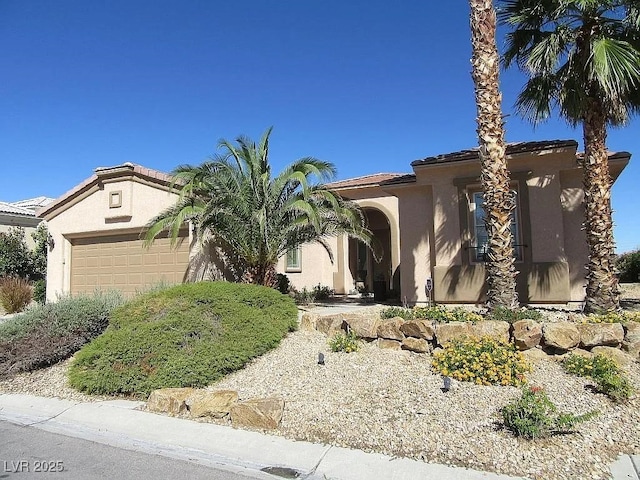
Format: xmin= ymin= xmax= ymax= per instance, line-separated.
xmin=0 ymin=394 xmax=637 ymax=480
xmin=0 ymin=393 xmax=524 ymax=480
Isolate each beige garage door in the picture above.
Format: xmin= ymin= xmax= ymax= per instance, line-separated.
xmin=70 ymin=233 xmax=190 ymax=296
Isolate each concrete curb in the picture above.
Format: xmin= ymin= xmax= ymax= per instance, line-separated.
xmin=0 ymin=393 xmax=524 ymax=480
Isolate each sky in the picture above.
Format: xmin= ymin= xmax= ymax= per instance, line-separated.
xmin=1 ymin=0 xmax=638 ymax=253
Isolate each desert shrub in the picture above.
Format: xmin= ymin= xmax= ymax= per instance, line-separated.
xmin=0 ymin=277 xmax=32 ymax=313
xmin=616 ymin=249 xmax=640 ymax=283
xmin=562 ymin=354 xmax=634 ymax=402
xmin=68 ymin=282 xmax=298 ymax=397
xmin=291 ymin=284 xmax=333 ymax=304
xmin=328 ymin=330 xmax=360 ymax=353
xmin=583 ymin=311 xmax=640 ymax=324
xmin=501 ymin=386 xmax=597 ymax=439
xmin=380 ymin=306 xmax=414 ymax=320
xmin=276 ymin=273 xmax=291 ymax=294
xmin=0 ymin=291 xmax=124 ymax=376
xmin=487 ymin=306 xmax=542 ymax=323
xmin=0 ymin=228 xmax=34 ymax=279
xmin=32 ymin=279 xmax=46 ymax=304
xmin=432 ymin=336 xmax=530 ymax=386
xmin=414 ymin=305 xmax=483 ymax=323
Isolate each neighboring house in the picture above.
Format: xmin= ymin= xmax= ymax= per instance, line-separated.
xmin=0 ymin=196 xmax=53 ymax=248
xmin=39 ymin=140 xmax=630 ymax=306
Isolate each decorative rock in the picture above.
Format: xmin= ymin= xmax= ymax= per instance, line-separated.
xmin=469 ymin=320 xmax=510 ymax=343
xmin=435 ymin=322 xmax=472 ymax=347
xmin=344 ymin=315 xmax=380 ymax=339
xmin=622 ymin=322 xmax=640 ymax=360
xmin=186 ymin=389 xmax=238 ymax=418
xmin=376 ymin=318 xmax=405 ymax=341
xmin=315 ymin=315 xmax=345 ymax=337
xmin=300 ymin=312 xmax=318 ymax=331
xmin=146 ymin=387 xmax=195 ymax=415
xmin=401 ymin=337 xmax=430 ymax=353
xmin=377 ymin=339 xmax=402 ymax=350
xmin=230 ymin=397 xmax=285 ymax=430
xmin=512 ymin=320 xmax=543 ymax=350
xmin=400 ymin=320 xmax=435 ymax=340
xmin=543 ymin=322 xmax=580 ymax=351
xmin=521 ymin=348 xmax=551 ymax=363
xmin=591 ymin=346 xmax=634 ymax=368
xmin=577 ymin=323 xmax=624 ymax=348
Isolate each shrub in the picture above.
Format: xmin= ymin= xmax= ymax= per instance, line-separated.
xmin=291 ymin=284 xmax=333 ymax=304
xmin=68 ymin=282 xmax=298 ymax=397
xmin=562 ymin=354 xmax=634 ymax=402
xmin=380 ymin=306 xmax=414 ymax=320
xmin=414 ymin=306 xmax=483 ymax=323
xmin=487 ymin=306 xmax=542 ymax=323
xmin=432 ymin=336 xmax=530 ymax=386
xmin=313 ymin=284 xmax=333 ymax=301
xmin=0 ymin=291 xmax=124 ymax=376
xmin=0 ymin=277 xmax=32 ymax=313
xmin=328 ymin=330 xmax=360 ymax=353
xmin=583 ymin=311 xmax=640 ymax=324
xmin=32 ymin=279 xmax=46 ymax=304
xmin=276 ymin=273 xmax=291 ymax=294
xmin=616 ymin=249 xmax=640 ymax=283
xmin=501 ymin=386 xmax=597 ymax=439
xmin=0 ymin=228 xmax=34 ymax=279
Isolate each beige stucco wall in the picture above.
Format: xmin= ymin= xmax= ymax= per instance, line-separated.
xmin=276 ymin=237 xmax=339 ymax=292
xmin=44 ymin=176 xmax=185 ymax=301
xmin=0 ymin=215 xmax=42 ymax=249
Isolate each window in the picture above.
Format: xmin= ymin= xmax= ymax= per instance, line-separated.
xmin=286 ymin=247 xmax=302 ymax=272
xmin=471 ymin=191 xmax=522 ymax=262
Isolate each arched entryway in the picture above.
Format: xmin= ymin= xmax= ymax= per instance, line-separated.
xmin=348 ymin=207 xmax=397 ymax=299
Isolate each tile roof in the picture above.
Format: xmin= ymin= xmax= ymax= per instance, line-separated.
xmin=0 ymin=202 xmax=35 ymax=217
xmin=0 ymin=197 xmax=54 ymax=217
xmin=326 ymin=173 xmax=407 ymax=190
xmin=411 ymin=140 xmax=578 ymax=167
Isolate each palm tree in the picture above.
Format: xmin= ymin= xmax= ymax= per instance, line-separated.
xmin=469 ymin=0 xmax=520 ymax=309
xmin=499 ymin=0 xmax=640 ymax=312
xmin=145 ymin=127 xmax=374 ymax=287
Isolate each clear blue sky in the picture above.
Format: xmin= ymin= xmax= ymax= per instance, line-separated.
xmin=1 ymin=1 xmax=638 ymax=253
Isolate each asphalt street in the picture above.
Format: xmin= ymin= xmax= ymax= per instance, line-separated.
xmin=0 ymin=420 xmax=266 ymax=480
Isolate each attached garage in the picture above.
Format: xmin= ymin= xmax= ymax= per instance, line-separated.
xmin=70 ymin=233 xmax=189 ymax=296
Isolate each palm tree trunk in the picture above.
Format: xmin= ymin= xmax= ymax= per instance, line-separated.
xmin=469 ymin=0 xmax=519 ymax=309
xmin=582 ymin=97 xmax=620 ymax=313
xmin=241 ymin=263 xmax=279 ymax=288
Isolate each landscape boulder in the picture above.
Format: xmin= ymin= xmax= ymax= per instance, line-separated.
xmin=512 ymin=320 xmax=543 ymax=350
xmin=147 ymin=387 xmax=195 ymax=415
xmin=344 ymin=315 xmax=380 ymax=339
xmin=591 ymin=346 xmax=634 ymax=368
xmin=622 ymin=322 xmax=640 ymax=360
xmin=521 ymin=348 xmax=551 ymax=364
xmin=470 ymin=320 xmax=510 ymax=343
xmin=186 ymin=390 xmax=238 ymax=418
xmin=543 ymin=322 xmax=580 ymax=351
xmin=577 ymin=323 xmax=624 ymax=348
xmin=230 ymin=397 xmax=285 ymax=430
xmin=299 ymin=312 xmax=318 ymax=331
xmin=376 ymin=318 xmax=405 ymax=341
xmin=400 ymin=320 xmax=435 ymax=340
xmin=315 ymin=315 xmax=345 ymax=337
xmin=401 ymin=337 xmax=430 ymax=353
xmin=377 ymin=339 xmax=402 ymax=350
xmin=435 ymin=322 xmax=472 ymax=347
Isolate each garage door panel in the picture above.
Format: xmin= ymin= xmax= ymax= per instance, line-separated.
xmin=71 ymin=233 xmax=189 ymax=297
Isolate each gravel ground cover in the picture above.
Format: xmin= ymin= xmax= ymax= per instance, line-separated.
xmin=1 ymin=287 xmax=639 ymax=480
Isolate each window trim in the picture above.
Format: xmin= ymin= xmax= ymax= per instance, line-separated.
xmin=285 ymin=247 xmax=302 ymax=273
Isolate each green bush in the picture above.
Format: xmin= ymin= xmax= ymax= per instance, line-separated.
xmin=0 ymin=291 xmax=124 ymax=376
xmin=616 ymin=249 xmax=640 ymax=283
xmin=328 ymin=331 xmax=360 ymax=353
xmin=32 ymin=279 xmax=46 ymax=304
xmin=380 ymin=305 xmax=483 ymax=323
xmin=68 ymin=282 xmax=298 ymax=397
xmin=0 ymin=277 xmax=32 ymax=313
xmin=583 ymin=311 xmax=640 ymax=324
xmin=380 ymin=306 xmax=414 ymax=320
xmin=487 ymin=306 xmax=542 ymax=323
xmin=562 ymin=354 xmax=634 ymax=402
xmin=276 ymin=273 xmax=291 ymax=294
xmin=291 ymin=284 xmax=333 ymax=304
xmin=502 ymin=386 xmax=597 ymax=439
xmin=0 ymin=228 xmax=34 ymax=279
xmin=432 ymin=336 xmax=530 ymax=386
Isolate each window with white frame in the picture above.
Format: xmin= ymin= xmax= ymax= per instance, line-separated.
xmin=285 ymin=247 xmax=302 ymax=272
xmin=471 ymin=191 xmax=522 ymax=262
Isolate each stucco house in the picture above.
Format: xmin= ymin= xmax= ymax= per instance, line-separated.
xmin=1 ymin=197 xmax=53 ymax=248
xmin=39 ymin=140 xmax=630 ymax=306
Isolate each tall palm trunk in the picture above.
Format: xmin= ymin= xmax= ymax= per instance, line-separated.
xmin=469 ymin=0 xmax=519 ymax=309
xmin=582 ymin=96 xmax=620 ymax=312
